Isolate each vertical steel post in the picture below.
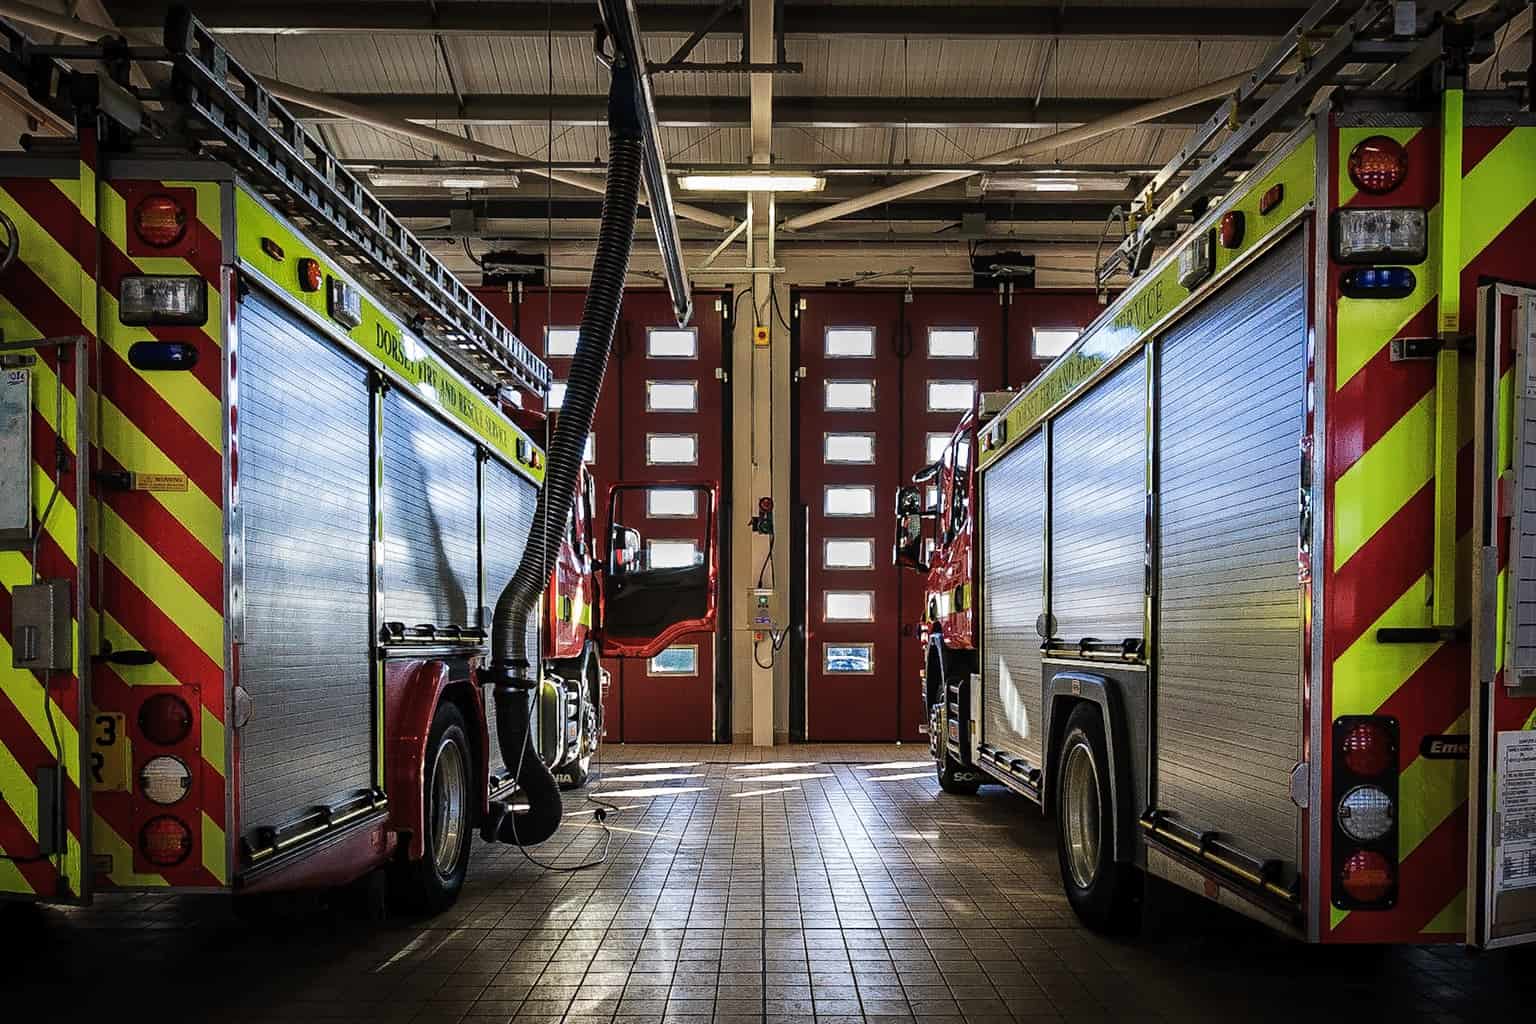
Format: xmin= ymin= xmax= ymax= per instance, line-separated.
xmin=1433 ymin=86 xmax=1464 ymax=626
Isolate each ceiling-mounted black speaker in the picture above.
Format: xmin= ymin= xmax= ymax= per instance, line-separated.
xmin=482 ymin=249 xmax=546 ymax=287
xmin=971 ymin=250 xmax=1034 ymax=290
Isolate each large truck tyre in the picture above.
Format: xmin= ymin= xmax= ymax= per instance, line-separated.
xmin=928 ymin=698 xmax=981 ymax=796
xmin=1054 ymin=704 xmax=1140 ymax=932
xmin=393 ymin=701 xmax=473 ymax=914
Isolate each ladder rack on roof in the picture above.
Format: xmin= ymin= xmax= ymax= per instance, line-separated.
xmin=1095 ymin=0 xmax=1526 ymax=290
xmin=161 ymin=10 xmax=550 ymax=397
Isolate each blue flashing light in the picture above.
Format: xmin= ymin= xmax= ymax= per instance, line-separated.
xmin=127 ymin=341 xmax=200 ymax=371
xmin=1339 ymin=266 xmax=1416 ymax=299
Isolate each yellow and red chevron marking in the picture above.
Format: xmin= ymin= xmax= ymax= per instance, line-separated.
xmin=0 ymin=168 xmax=229 ymax=896
xmin=1324 ymin=121 xmax=1536 ymax=942
xmin=0 ymin=160 xmax=92 ymax=900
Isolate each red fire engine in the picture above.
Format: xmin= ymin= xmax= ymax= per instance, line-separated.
xmin=0 ymin=10 xmax=716 ymax=915
xmin=899 ymin=2 xmax=1536 ymax=945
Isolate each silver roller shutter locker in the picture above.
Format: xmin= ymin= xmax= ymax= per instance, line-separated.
xmin=237 ymin=292 xmax=375 ymax=835
xmin=381 ymin=389 xmax=480 ymax=631
xmin=1050 ymin=353 xmax=1147 ymax=646
xmin=981 ymin=431 xmax=1047 ymax=767
xmin=1155 ymin=230 xmax=1307 ymax=864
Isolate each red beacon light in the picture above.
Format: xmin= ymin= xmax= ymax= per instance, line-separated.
xmin=1347 ymin=136 xmax=1408 ymax=195
xmin=134 ymin=194 xmax=188 ymax=248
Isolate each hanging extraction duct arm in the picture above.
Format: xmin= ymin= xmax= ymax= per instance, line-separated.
xmin=482 ymin=0 xmax=690 ymax=848
xmin=597 ymin=0 xmax=693 ymax=326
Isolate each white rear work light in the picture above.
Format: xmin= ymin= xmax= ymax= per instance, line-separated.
xmin=1331 ymin=207 xmax=1427 ymax=265
xmin=1337 ymin=784 xmax=1394 ymax=842
xmin=139 ymin=754 xmax=192 ymax=805
xmin=119 ymin=274 xmax=207 ymax=326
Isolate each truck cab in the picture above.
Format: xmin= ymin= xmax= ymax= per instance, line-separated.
xmin=536 ymin=466 xmax=605 ymax=789
xmin=894 ymin=395 xmax=1007 ymax=793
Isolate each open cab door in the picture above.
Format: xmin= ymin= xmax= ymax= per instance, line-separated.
xmin=1470 ymin=283 xmax=1536 ymax=948
xmin=893 ymin=462 xmax=940 ymax=573
xmin=598 ymin=482 xmax=718 ymax=659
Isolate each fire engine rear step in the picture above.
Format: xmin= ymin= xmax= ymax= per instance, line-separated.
xmin=1140 ymin=810 xmax=1300 ymax=908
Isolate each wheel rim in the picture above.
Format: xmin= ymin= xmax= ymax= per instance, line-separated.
xmin=429 ymin=734 xmax=467 ymax=880
xmin=1061 ymin=741 xmax=1101 ymax=890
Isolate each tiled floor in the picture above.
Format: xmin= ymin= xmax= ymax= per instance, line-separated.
xmin=4 ymin=744 xmax=1534 ymax=1023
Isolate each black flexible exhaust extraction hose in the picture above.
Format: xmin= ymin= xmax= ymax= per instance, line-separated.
xmin=482 ymin=63 xmax=644 ymax=848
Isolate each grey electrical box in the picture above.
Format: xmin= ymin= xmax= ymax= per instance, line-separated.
xmin=12 ymin=579 xmax=72 ymax=672
xmin=0 ymin=368 xmax=30 ymax=548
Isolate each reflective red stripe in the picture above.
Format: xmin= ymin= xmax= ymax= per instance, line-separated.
xmin=98 ymin=560 xmax=222 ymax=689
xmin=97 ymin=450 xmax=222 ymax=610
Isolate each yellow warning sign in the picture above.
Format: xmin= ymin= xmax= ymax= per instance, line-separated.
xmin=753 ymin=325 xmax=769 ymax=347
xmin=132 ymin=473 xmax=189 ymax=492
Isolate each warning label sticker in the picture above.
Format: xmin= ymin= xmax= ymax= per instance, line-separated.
xmin=1495 ymin=730 xmax=1536 ymax=895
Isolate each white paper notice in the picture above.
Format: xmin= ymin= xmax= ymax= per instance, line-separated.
xmin=1495 ymin=730 xmax=1536 ymax=896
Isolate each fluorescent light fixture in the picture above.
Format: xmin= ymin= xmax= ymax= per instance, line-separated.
xmin=678 ymin=173 xmax=826 ymax=193
xmin=367 ymin=172 xmax=519 ymax=190
xmin=983 ymin=173 xmax=1128 ymax=193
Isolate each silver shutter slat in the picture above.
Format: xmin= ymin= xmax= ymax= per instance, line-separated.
xmin=1050 ymin=354 xmax=1146 ymax=644
xmin=982 ymin=431 xmax=1046 ymax=765
xmin=481 ymin=458 xmax=540 ymax=777
xmin=1156 ymin=231 xmax=1306 ymax=864
xmin=238 ymin=292 xmax=375 ymax=835
xmin=381 ymin=390 xmax=480 ymax=630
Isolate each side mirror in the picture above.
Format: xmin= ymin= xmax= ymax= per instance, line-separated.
xmin=608 ymin=523 xmax=642 ymax=575
xmin=893 ymin=485 xmax=927 ymax=572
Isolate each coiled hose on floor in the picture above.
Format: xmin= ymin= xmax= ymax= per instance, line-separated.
xmin=483 ymin=71 xmax=644 ymax=848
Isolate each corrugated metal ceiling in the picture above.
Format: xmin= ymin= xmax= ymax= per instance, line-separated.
xmin=225 ymin=27 xmax=1269 ymax=174
xmin=224 ymin=32 xmax=1268 ymax=102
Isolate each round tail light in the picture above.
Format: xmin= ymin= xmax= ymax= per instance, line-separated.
xmin=1339 ymin=848 xmax=1394 ymax=904
xmin=139 ymin=815 xmax=193 ymax=867
xmin=139 ymin=693 xmax=193 ymax=746
xmin=1341 ymin=720 xmax=1394 ymax=776
xmin=134 ymin=194 xmax=188 ymax=248
xmin=1348 ymin=136 xmax=1408 ymax=195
